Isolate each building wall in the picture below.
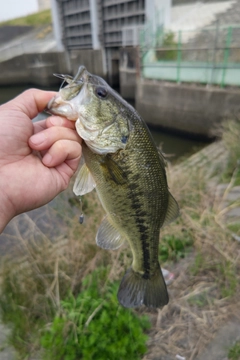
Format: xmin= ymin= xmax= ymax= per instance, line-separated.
xmin=101 ymin=0 xmax=145 ymax=48
xmin=58 ymin=0 xmax=93 ymax=49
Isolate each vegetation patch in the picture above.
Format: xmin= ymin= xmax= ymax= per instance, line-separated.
xmin=41 ymin=268 xmax=150 ymax=360
xmin=228 ymin=341 xmax=240 ymax=360
xmin=0 ymin=189 xmax=149 ymax=359
xmin=159 ymin=230 xmax=193 ymax=262
xmin=155 ymin=31 xmax=178 ymax=61
xmin=0 ymin=9 xmax=52 ymax=27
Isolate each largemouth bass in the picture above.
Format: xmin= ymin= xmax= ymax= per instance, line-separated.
xmin=47 ymin=66 xmax=179 ymax=308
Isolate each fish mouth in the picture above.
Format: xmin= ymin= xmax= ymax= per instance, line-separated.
xmin=46 ymin=96 xmax=79 ymax=120
xmin=46 ymin=66 xmax=89 ymax=118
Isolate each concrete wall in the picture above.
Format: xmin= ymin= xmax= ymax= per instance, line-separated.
xmin=119 ymin=47 xmax=138 ymax=99
xmin=136 ymin=79 xmax=240 ymax=137
xmin=0 ymin=50 xmax=106 ymax=87
xmin=0 ymin=52 xmax=69 ymax=87
xmin=70 ymin=49 xmax=107 ymax=79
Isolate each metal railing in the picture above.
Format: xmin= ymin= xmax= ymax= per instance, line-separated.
xmin=139 ymin=23 xmax=240 ymax=88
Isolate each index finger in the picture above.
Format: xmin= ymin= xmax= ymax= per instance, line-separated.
xmin=7 ymin=89 xmax=57 ymax=120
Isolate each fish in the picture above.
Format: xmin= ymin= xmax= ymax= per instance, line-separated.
xmin=47 ymin=66 xmax=179 ymax=308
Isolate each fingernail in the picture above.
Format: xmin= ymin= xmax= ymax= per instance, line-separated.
xmin=50 ymin=117 xmax=63 ymax=126
xmin=30 ymin=132 xmax=46 ymax=145
xmin=43 ymin=153 xmax=52 ymax=165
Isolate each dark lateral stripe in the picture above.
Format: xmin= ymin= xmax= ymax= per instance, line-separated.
xmin=127 ymin=185 xmax=151 ymax=278
xmin=120 ymin=162 xmax=151 ymax=279
xmin=137 ymin=221 xmax=151 ymax=279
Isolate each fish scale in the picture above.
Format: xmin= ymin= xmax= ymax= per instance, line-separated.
xmin=47 ymin=65 xmax=179 ymax=308
xmin=83 ymin=113 xmax=168 ymax=282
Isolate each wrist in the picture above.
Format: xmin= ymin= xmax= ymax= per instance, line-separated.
xmin=0 ymin=178 xmax=16 ymax=234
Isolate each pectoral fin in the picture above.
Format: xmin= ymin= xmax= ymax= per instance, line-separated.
xmin=102 ymin=155 xmax=127 ymax=185
xmin=73 ymin=160 xmax=96 ymax=196
xmin=162 ymin=193 xmax=179 ymax=227
xmin=96 ymin=215 xmax=125 ymax=250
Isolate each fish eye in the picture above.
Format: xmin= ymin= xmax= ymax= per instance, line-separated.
xmin=96 ymin=86 xmax=108 ymax=99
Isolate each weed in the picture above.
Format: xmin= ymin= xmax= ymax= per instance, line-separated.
xmin=159 ymin=230 xmax=193 ymax=262
xmin=228 ymin=341 xmax=240 ymax=360
xmin=222 ymin=118 xmax=240 ymax=184
xmin=155 ymin=31 xmax=178 ymax=61
xmin=217 ymin=261 xmax=237 ymax=298
xmin=189 ymin=252 xmax=205 ymax=276
xmin=41 ymin=268 xmax=150 ymax=360
xmin=0 ymin=259 xmax=56 ymax=356
xmin=228 ymin=222 xmax=240 ymax=235
xmin=188 ymin=292 xmax=210 ymax=308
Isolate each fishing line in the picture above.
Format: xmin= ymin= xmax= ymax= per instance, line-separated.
xmin=78 ymin=196 xmax=84 ymax=224
xmin=53 ymin=72 xmax=110 ymax=90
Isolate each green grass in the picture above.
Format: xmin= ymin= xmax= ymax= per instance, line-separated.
xmin=228 ymin=341 xmax=240 ymax=360
xmin=0 ymin=9 xmax=52 ymax=27
xmin=0 ymin=260 xmax=150 ymax=360
xmin=41 ymin=268 xmax=150 ymax=360
xmin=159 ymin=231 xmax=193 ymax=263
xmin=190 ymin=252 xmax=238 ymax=298
xmin=228 ymin=222 xmax=240 ymax=235
xmin=188 ymin=292 xmax=210 ymax=308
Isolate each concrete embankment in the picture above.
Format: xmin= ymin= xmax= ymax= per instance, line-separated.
xmin=135 ymin=78 xmax=240 ymax=138
xmin=119 ymin=45 xmax=240 ymax=138
xmin=0 ymin=49 xmax=106 ymax=87
xmin=136 ymin=79 xmax=240 ymax=137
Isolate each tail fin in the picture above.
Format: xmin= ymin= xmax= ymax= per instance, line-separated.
xmin=117 ymin=266 xmax=169 ymax=308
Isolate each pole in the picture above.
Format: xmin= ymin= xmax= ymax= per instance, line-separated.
xmin=221 ymin=26 xmax=233 ymax=88
xmin=177 ymin=30 xmax=182 ymax=83
xmin=210 ymin=20 xmax=219 ymax=86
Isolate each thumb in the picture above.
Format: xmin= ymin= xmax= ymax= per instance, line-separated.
xmin=7 ymin=89 xmax=56 ymax=120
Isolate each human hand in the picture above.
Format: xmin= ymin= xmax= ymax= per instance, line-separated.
xmin=0 ymin=89 xmax=82 ymax=233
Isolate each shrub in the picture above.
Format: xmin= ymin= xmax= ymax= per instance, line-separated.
xmin=155 ymin=31 xmax=178 ymax=61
